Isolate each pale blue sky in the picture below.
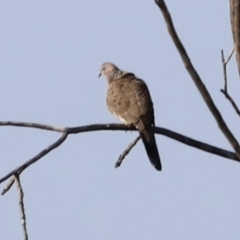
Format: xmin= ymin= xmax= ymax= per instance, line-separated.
xmin=1 ymin=0 xmax=240 ymax=239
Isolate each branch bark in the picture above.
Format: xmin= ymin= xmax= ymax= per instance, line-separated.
xmin=154 ymin=0 xmax=240 ymax=159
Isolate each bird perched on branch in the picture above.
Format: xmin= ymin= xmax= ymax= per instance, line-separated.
xmin=99 ymin=62 xmax=162 ymax=171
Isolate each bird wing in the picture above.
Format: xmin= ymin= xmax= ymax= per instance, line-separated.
xmin=107 ymin=74 xmax=154 ymax=127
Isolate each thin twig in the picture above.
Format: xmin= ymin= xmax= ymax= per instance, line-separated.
xmin=221 ymin=48 xmax=234 ymax=92
xmin=225 ymin=47 xmax=235 ymax=65
xmin=221 ymin=50 xmax=228 ymax=92
xmin=14 ymin=175 xmax=28 ymax=240
xmin=1 ymin=176 xmax=15 ymax=195
xmin=0 ymin=121 xmax=66 ymax=132
xmin=115 ymin=135 xmax=141 ymax=168
xmin=221 ymin=89 xmax=240 ymax=117
xmin=154 ymin=0 xmax=240 ymax=159
xmin=220 ymin=48 xmax=240 ymax=117
xmin=0 ymin=132 xmax=68 ymax=184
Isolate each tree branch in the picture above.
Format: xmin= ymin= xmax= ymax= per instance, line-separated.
xmin=0 ymin=121 xmax=66 ymax=132
xmin=1 ymin=176 xmax=15 ymax=195
xmin=0 ymin=132 xmax=68 ymax=184
xmin=115 ymin=135 xmax=141 ymax=168
xmin=14 ymin=175 xmax=28 ymax=240
xmin=154 ymin=0 xmax=240 ymax=158
xmin=221 ymin=48 xmax=234 ymax=92
xmin=220 ymin=48 xmax=240 ymax=116
xmin=221 ymin=89 xmax=240 ymax=117
xmin=0 ymin=122 xmax=239 ymax=185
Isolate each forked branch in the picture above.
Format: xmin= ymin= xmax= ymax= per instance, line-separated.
xmin=220 ymin=49 xmax=240 ymax=117
xmin=0 ymin=122 xmax=238 ymax=187
xmin=154 ymin=0 xmax=240 ymax=158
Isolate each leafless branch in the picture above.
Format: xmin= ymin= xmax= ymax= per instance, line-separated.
xmin=14 ymin=175 xmax=28 ymax=240
xmin=220 ymin=48 xmax=240 ymax=117
xmin=1 ymin=177 xmax=15 ymax=195
xmin=230 ymin=0 xmax=240 ymax=76
xmin=115 ymin=135 xmax=141 ymax=168
xmin=0 ymin=122 xmax=239 ymax=186
xmin=154 ymin=0 xmax=240 ymax=159
xmin=0 ymin=121 xmax=66 ymax=132
xmin=157 ymin=127 xmax=238 ymax=161
xmin=0 ymin=132 xmax=68 ymax=184
xmin=225 ymin=47 xmax=235 ymax=65
xmin=221 ymin=89 xmax=240 ymax=117
xmin=221 ymin=50 xmax=228 ymax=92
xmin=221 ymin=48 xmax=234 ymax=92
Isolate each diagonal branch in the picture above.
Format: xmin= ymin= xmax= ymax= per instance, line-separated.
xmin=115 ymin=135 xmax=141 ymax=168
xmin=157 ymin=127 xmax=237 ymax=161
xmin=221 ymin=90 xmax=240 ymax=117
xmin=1 ymin=176 xmax=15 ymax=195
xmin=154 ymin=0 xmax=240 ymax=159
xmin=225 ymin=47 xmax=235 ymax=65
xmin=0 ymin=132 xmax=68 ymax=184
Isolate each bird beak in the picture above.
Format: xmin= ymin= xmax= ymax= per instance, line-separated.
xmin=98 ymin=72 xmax=102 ymax=78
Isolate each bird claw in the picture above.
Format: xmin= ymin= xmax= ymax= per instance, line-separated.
xmin=125 ymin=123 xmax=134 ymax=132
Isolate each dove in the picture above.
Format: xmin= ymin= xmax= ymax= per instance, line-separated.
xmin=99 ymin=62 xmax=162 ymax=171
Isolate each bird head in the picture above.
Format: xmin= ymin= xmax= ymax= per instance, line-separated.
xmin=98 ymin=62 xmax=119 ymax=78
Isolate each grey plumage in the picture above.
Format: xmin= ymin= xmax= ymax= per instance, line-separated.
xmin=99 ymin=62 xmax=162 ymax=171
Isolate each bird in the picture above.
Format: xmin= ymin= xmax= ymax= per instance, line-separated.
xmin=99 ymin=62 xmax=162 ymax=171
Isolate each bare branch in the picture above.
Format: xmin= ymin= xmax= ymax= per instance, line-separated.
xmin=220 ymin=89 xmax=240 ymax=117
xmin=0 ymin=121 xmax=66 ymax=133
xmin=0 ymin=123 xmax=238 ymax=185
xmin=115 ymin=135 xmax=141 ymax=168
xmin=154 ymin=0 xmax=240 ymax=158
xmin=225 ymin=47 xmax=235 ymax=65
xmin=0 ymin=121 xmax=132 ymax=133
xmin=220 ymin=48 xmax=240 ymax=116
xmin=156 ymin=127 xmax=238 ymax=161
xmin=1 ymin=177 xmax=15 ymax=195
xmin=14 ymin=175 xmax=28 ymax=240
xmin=230 ymin=0 xmax=240 ymax=76
xmin=0 ymin=133 xmax=68 ymax=184
xmin=221 ymin=50 xmax=228 ymax=92
xmin=221 ymin=48 xmax=234 ymax=92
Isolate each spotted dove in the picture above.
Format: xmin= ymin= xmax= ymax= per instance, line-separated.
xmin=99 ymin=62 xmax=162 ymax=171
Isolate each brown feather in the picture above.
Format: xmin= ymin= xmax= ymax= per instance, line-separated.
xmin=103 ymin=63 xmax=162 ymax=170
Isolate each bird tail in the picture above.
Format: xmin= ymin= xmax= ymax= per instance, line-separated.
xmin=139 ymin=128 xmax=162 ymax=171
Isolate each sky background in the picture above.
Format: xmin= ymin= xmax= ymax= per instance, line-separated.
xmin=0 ymin=0 xmax=240 ymax=239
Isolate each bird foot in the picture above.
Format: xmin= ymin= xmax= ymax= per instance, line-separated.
xmin=125 ymin=123 xmax=135 ymax=132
